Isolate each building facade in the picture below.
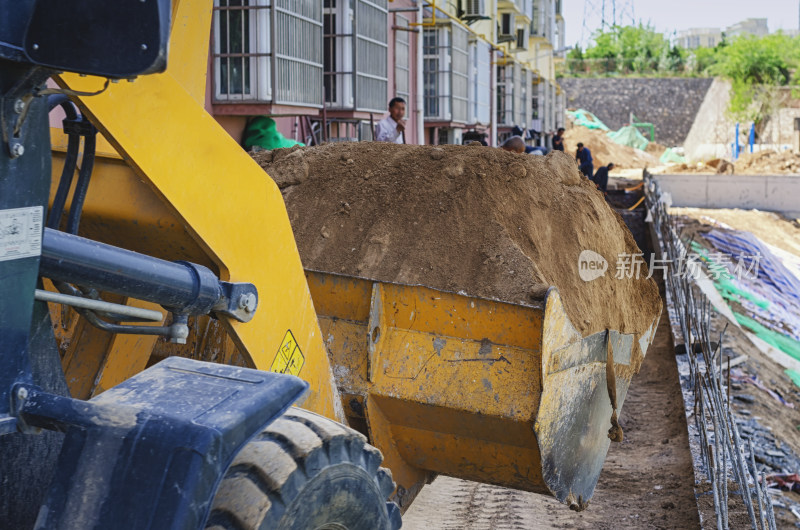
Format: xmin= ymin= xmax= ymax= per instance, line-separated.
xmin=206 ymin=0 xmax=565 ymax=148
xmin=726 ymin=18 xmax=769 ymax=39
xmin=676 ymin=28 xmax=723 ymax=49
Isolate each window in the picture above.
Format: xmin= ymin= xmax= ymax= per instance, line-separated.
xmin=395 ymin=15 xmax=411 ymax=103
xmin=496 ymin=64 xmax=510 ymax=125
xmin=213 ymin=0 xmax=271 ymax=101
xmin=324 ymin=0 xmax=354 ymax=108
xmin=423 ymin=27 xmax=451 ymax=120
xmin=451 ymin=24 xmax=469 ymax=123
xmin=468 ymin=38 xmax=490 ymax=125
xmin=324 ymin=0 xmax=388 ymax=111
xmin=213 ymin=0 xmax=323 ymax=106
xmin=499 ymin=13 xmax=515 ymax=39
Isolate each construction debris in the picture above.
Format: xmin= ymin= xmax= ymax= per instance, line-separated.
xmin=734 ymin=150 xmax=800 ymax=175
xmin=668 ymin=150 xmax=800 ymax=175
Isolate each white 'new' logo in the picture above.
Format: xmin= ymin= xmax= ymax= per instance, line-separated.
xmin=578 ymin=250 xmax=608 ymax=282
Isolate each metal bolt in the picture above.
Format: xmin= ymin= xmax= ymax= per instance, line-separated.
xmin=17 ymin=387 xmax=28 ymax=400
xmin=32 ymin=43 xmax=39 ymax=50
xmin=140 ymin=44 xmax=148 ymax=51
xmin=238 ymin=293 xmax=257 ymax=313
xmin=11 ymin=144 xmax=24 ymax=157
xmin=13 ymin=99 xmax=25 ymax=114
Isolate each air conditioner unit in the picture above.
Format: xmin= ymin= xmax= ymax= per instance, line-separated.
xmin=515 ymin=27 xmax=529 ymax=50
xmin=499 ymin=13 xmax=515 ymax=40
xmin=463 ymin=0 xmax=486 ymax=18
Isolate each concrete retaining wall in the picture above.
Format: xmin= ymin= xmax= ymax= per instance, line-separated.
xmin=653 ymin=173 xmax=800 ymax=218
xmin=560 ymin=77 xmax=713 ymax=146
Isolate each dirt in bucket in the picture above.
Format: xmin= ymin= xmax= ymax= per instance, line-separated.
xmin=253 ymin=142 xmax=661 ymax=366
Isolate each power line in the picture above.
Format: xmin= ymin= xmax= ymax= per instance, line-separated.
xmin=580 ymin=0 xmax=636 ymax=47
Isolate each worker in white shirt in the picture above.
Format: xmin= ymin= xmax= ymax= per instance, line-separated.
xmin=375 ymin=97 xmax=406 ymax=144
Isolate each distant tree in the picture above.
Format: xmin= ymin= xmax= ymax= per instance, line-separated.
xmin=710 ymin=33 xmax=800 ymax=122
xmin=688 ymin=46 xmax=718 ymax=75
xmin=565 ymin=46 xmax=586 ymax=75
xmin=572 ymin=23 xmax=673 ymax=75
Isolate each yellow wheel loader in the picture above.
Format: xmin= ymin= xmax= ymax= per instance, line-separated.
xmin=0 ymin=0 xmax=659 ymax=528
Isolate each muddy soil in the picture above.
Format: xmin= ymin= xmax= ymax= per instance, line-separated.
xmin=402 ymin=278 xmax=701 ymax=529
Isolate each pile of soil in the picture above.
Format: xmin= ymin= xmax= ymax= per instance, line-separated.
xmin=644 ymin=141 xmax=667 ymax=159
xmin=254 ymin=143 xmax=661 ymax=365
xmin=564 ymin=127 xmax=659 ymax=170
xmin=734 ymin=149 xmax=800 ymax=174
xmin=669 ymin=150 xmax=800 ymax=175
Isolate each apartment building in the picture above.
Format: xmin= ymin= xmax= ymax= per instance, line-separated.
xmin=676 ymin=28 xmax=723 ymax=50
xmin=726 ymin=18 xmax=769 ymax=39
xmin=206 ymin=0 xmax=564 ymax=148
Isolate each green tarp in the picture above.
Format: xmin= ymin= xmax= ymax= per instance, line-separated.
xmin=734 ymin=312 xmax=800 ymax=363
xmin=567 ymin=110 xmax=654 ymax=151
xmin=566 ymin=109 xmax=610 ymax=131
xmin=659 ymin=147 xmax=686 ymax=165
xmin=243 ymin=116 xmax=304 ymax=150
xmin=607 ymin=125 xmax=649 ymax=151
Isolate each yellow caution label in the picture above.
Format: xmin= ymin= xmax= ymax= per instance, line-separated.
xmin=270 ymin=329 xmax=305 ymax=376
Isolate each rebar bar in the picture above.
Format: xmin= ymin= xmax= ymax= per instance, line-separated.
xmin=643 ymin=173 xmax=774 ymax=530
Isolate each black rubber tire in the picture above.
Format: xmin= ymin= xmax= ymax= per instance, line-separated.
xmin=206 ymin=407 xmax=402 ymax=530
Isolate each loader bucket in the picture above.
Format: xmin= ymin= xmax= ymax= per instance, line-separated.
xmin=307 ymin=270 xmax=660 ymax=511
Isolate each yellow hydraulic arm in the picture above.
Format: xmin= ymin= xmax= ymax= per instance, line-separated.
xmin=54 ymin=0 xmax=344 ymax=422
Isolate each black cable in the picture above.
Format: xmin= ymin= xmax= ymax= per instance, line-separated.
xmin=47 ymin=94 xmax=80 ymax=230
xmin=65 ymin=124 xmax=97 ymax=235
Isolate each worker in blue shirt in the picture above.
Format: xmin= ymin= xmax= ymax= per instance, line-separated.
xmin=576 ymin=143 xmax=593 ymax=178
xmin=592 ymin=162 xmax=615 ymax=193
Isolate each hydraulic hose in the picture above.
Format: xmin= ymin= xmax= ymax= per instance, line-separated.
xmin=65 ymin=125 xmax=96 ymax=234
xmin=46 ymin=94 xmax=80 ymax=229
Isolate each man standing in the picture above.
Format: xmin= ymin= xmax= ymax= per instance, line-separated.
xmin=375 ymin=97 xmax=406 ymax=143
xmin=576 ymin=142 xmax=593 ymax=178
xmin=592 ymin=162 xmax=615 ymax=193
xmin=552 ymin=127 xmax=565 ymax=152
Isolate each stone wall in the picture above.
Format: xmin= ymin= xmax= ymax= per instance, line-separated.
xmin=559 ymin=77 xmax=714 ymax=146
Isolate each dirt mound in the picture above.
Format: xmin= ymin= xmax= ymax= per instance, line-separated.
xmin=735 ymin=149 xmax=800 ymax=174
xmin=564 ymin=127 xmax=658 ymax=170
xmin=645 ymin=141 xmax=667 ymax=158
xmin=668 ymin=150 xmax=800 ymax=175
xmin=254 ymin=143 xmax=661 ymax=363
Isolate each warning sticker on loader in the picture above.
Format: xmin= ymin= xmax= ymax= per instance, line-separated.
xmin=270 ymin=330 xmax=305 ymax=376
xmin=0 ymin=206 xmax=42 ymax=263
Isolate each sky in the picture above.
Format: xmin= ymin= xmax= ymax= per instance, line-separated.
xmin=564 ymin=0 xmax=800 ymax=48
